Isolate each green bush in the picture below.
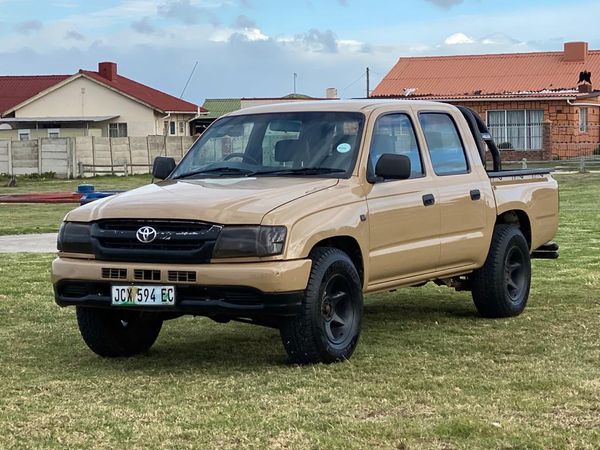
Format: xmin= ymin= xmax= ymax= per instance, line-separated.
xmin=498 ymin=141 xmax=514 ymax=150
xmin=19 ymin=172 xmax=57 ymax=180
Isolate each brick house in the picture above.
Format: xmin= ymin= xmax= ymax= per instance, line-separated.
xmin=371 ymin=42 xmax=600 ymax=160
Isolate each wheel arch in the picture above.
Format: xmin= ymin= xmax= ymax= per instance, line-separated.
xmin=496 ymin=209 xmax=532 ymax=249
xmin=311 ymin=235 xmax=365 ymax=287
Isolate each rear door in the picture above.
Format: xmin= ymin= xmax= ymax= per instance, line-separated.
xmin=418 ymin=111 xmax=492 ymax=270
xmin=365 ymin=112 xmax=441 ymax=286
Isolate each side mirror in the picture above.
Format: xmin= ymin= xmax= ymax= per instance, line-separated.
xmin=152 ymin=156 xmax=176 ymax=180
xmin=375 ymin=154 xmax=411 ymax=180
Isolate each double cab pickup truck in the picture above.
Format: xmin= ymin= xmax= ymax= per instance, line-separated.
xmin=52 ymin=100 xmax=559 ymax=364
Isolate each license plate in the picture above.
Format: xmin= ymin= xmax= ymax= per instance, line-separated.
xmin=111 ymin=285 xmax=175 ymax=306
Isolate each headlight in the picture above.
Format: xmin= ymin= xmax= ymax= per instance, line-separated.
xmin=213 ymin=226 xmax=287 ymax=258
xmin=57 ymin=222 xmax=93 ymax=254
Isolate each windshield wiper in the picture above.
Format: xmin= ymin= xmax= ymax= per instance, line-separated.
xmin=254 ymin=167 xmax=346 ymax=176
xmin=173 ymin=167 xmax=256 ymax=179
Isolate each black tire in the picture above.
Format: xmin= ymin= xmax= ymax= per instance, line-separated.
xmin=280 ymin=247 xmax=363 ymax=364
xmin=76 ymin=307 xmax=163 ymax=357
xmin=471 ymin=224 xmax=531 ymax=318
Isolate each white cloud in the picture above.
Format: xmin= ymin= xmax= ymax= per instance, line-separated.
xmin=425 ymin=0 xmax=463 ymax=9
xmin=209 ymin=26 xmax=268 ymax=42
xmin=444 ymin=32 xmax=474 ymax=45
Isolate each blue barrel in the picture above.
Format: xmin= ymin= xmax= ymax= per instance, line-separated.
xmin=77 ymin=184 xmax=95 ymax=194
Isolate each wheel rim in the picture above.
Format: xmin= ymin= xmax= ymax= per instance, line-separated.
xmin=320 ymin=273 xmax=356 ymax=345
xmin=504 ymin=246 xmax=527 ymax=302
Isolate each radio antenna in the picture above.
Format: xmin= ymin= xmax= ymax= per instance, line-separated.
xmin=180 ymin=61 xmax=198 ymax=99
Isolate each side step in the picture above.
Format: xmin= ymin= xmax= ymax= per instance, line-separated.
xmin=531 ymin=241 xmax=559 ymax=259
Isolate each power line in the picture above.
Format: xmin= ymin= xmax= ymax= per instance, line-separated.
xmin=340 ymin=72 xmax=366 ymax=93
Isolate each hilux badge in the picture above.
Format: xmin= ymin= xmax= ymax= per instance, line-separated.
xmin=136 ymin=226 xmax=157 ymax=243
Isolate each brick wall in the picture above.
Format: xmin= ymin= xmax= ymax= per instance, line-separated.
xmin=450 ymin=99 xmax=600 ymax=160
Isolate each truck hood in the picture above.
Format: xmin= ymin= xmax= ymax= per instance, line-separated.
xmin=66 ymin=177 xmax=339 ymax=224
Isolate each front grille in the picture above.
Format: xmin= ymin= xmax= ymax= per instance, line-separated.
xmin=134 ymin=269 xmax=161 ymax=281
xmin=168 ymin=271 xmax=197 ymax=282
xmin=90 ymin=219 xmax=222 ymax=263
xmin=102 ymin=267 xmax=127 ymax=280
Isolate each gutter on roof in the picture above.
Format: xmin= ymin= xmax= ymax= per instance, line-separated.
xmin=442 ymin=96 xmax=579 ymax=102
xmin=165 ymin=110 xmax=199 ymax=114
xmin=378 ymin=95 xmax=579 ymax=102
xmin=567 ymin=99 xmax=600 ymax=108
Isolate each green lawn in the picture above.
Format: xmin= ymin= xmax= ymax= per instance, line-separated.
xmin=0 ymin=174 xmax=599 ymax=449
xmin=0 ymin=175 xmax=152 ymax=236
xmin=0 ymin=174 xmax=153 ymax=195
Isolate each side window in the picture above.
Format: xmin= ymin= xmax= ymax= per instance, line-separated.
xmin=419 ymin=113 xmax=469 ymax=175
xmin=369 ymin=113 xmax=423 ymax=178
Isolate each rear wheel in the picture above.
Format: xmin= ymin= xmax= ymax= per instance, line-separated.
xmin=76 ymin=307 xmax=163 ymax=357
xmin=280 ymin=247 xmax=363 ymax=364
xmin=471 ymin=224 xmax=531 ymax=318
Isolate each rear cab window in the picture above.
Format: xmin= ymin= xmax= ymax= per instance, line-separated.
xmin=368 ymin=113 xmax=424 ymax=180
xmin=419 ymin=113 xmax=469 ymax=175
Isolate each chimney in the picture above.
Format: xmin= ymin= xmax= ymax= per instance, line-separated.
xmin=325 ymin=87 xmax=338 ymax=99
xmin=564 ymin=42 xmax=588 ymax=63
xmin=98 ymin=61 xmax=117 ymax=81
xmin=579 ymin=83 xmax=593 ymax=93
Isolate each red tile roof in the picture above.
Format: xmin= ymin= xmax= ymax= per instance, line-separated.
xmin=80 ymin=70 xmax=202 ymax=113
xmin=0 ymin=64 xmax=203 ymax=115
xmin=372 ymin=48 xmax=600 ymax=99
xmin=0 ymin=75 xmax=70 ymax=114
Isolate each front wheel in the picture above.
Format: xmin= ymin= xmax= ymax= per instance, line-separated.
xmin=471 ymin=224 xmax=531 ymax=318
xmin=280 ymin=247 xmax=363 ymax=364
xmin=76 ymin=307 xmax=163 ymax=357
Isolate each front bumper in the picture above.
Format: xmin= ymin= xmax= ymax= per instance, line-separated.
xmin=52 ymin=257 xmax=311 ymax=318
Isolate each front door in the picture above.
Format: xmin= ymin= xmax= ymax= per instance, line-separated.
xmin=365 ymin=112 xmax=441 ymax=287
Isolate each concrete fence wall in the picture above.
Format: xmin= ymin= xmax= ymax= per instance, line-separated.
xmin=0 ymin=136 xmax=196 ymax=177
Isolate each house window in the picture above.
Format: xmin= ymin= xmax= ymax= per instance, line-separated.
xmin=487 ymin=110 xmax=544 ymax=150
xmin=109 ymin=123 xmax=128 ymax=137
xmin=48 ymin=128 xmax=60 ymax=139
xmin=579 ymin=107 xmax=588 ymax=132
xmin=163 ymin=120 xmax=169 ymax=135
xmin=169 ymin=121 xmax=176 ymax=135
xmin=18 ymin=129 xmax=30 ymax=141
xmin=179 ymin=121 xmax=185 ymax=135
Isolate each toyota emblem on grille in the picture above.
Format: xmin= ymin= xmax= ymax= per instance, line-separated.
xmin=136 ymin=226 xmax=157 ymax=243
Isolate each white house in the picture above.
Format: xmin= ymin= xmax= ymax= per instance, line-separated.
xmin=0 ymin=62 xmax=205 ymax=140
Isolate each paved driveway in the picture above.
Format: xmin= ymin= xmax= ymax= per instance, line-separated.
xmin=0 ymin=233 xmax=57 ymax=253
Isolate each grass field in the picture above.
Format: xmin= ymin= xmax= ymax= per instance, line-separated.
xmin=0 ymin=175 xmax=152 ymax=236
xmin=0 ymin=174 xmax=153 ymax=195
xmin=0 ymin=174 xmax=599 ymax=449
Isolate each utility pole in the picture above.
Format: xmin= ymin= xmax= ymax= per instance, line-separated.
xmin=366 ymin=67 xmax=370 ymax=98
xmin=293 ymin=72 xmax=298 ymax=94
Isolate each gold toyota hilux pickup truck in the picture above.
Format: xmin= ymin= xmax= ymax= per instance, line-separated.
xmin=52 ymin=100 xmax=559 ymax=364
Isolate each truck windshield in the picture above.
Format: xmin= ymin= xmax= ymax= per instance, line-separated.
xmin=172 ymin=112 xmax=365 ymax=179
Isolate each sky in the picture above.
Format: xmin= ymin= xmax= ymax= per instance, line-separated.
xmin=1 ymin=0 xmax=599 ymax=106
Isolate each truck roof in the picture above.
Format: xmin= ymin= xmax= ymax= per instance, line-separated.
xmin=227 ymin=99 xmax=452 ymax=116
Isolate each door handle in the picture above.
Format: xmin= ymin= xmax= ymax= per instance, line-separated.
xmin=422 ymin=193 xmax=435 ymax=206
xmin=470 ymin=189 xmax=481 ymax=201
